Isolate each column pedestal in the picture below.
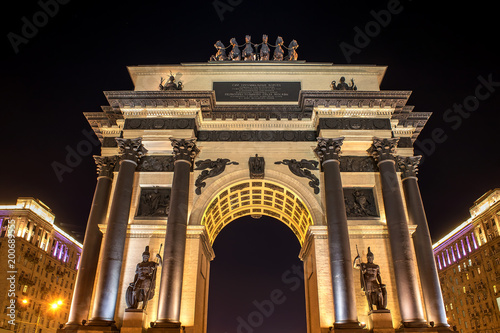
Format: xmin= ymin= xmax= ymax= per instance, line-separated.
xmin=121 ymin=310 xmax=148 ymax=333
xmin=368 ymin=310 xmax=394 ymax=333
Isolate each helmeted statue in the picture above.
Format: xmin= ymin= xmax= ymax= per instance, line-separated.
xmin=125 ymin=245 xmax=162 ymax=310
xmin=353 ymin=247 xmax=387 ymax=311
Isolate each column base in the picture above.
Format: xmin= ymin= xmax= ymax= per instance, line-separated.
xmin=331 ymin=321 xmax=365 ymax=332
xmin=368 ymin=310 xmax=394 ymax=333
xmin=147 ymin=321 xmax=183 ymax=333
xmin=122 ymin=309 xmax=148 ymax=333
xmin=57 ymin=323 xmax=119 ymax=333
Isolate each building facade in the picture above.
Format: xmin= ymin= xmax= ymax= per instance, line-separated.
xmin=433 ymin=189 xmax=500 ymax=332
xmin=0 ymin=198 xmax=83 ymax=333
xmin=53 ymin=37 xmax=451 ymax=333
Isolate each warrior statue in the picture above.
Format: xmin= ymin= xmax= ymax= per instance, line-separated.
xmin=125 ymin=245 xmax=162 ymax=310
xmin=353 ymin=246 xmax=387 ymax=311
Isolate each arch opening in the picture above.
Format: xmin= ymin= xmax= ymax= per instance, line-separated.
xmin=207 ymin=216 xmax=307 ymax=333
xmin=201 ymin=180 xmax=315 ymax=245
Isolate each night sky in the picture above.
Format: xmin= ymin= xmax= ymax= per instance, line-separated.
xmin=2 ymin=1 xmax=499 ymax=332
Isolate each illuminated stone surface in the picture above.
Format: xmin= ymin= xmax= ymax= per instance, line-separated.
xmin=54 ymin=58 xmax=447 ymax=333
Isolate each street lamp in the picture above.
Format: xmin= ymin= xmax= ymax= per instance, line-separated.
xmin=20 ymin=298 xmax=63 ymax=333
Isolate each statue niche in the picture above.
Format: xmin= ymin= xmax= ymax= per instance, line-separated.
xmin=353 ymin=247 xmax=388 ymax=312
xmin=125 ymin=246 xmax=162 ymax=310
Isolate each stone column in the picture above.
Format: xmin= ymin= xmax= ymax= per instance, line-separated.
xmin=314 ymin=137 xmax=360 ymax=328
xmin=368 ymin=138 xmax=426 ymax=327
xmin=153 ymin=139 xmax=199 ymax=330
xmin=65 ymin=156 xmax=118 ymax=328
xmin=87 ymin=138 xmax=147 ymax=326
xmin=398 ymin=156 xmax=449 ymax=327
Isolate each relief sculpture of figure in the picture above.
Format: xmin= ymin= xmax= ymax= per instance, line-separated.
xmin=353 ymin=247 xmax=388 ymax=311
xmin=125 ymin=246 xmax=162 ymax=310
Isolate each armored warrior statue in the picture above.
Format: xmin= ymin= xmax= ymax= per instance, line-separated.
xmin=126 ymin=245 xmax=162 ymax=310
xmin=353 ymin=247 xmax=387 ymax=311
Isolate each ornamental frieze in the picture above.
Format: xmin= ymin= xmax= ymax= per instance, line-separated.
xmin=124 ymin=118 xmax=195 ymax=130
xmin=196 ymin=130 xmax=317 ymax=142
xmin=318 ymin=118 xmax=391 ymax=130
xmin=338 ymin=156 xmax=378 ymax=172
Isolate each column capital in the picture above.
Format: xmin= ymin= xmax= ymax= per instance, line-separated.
xmin=397 ymin=156 xmax=421 ymax=179
xmin=170 ymin=138 xmax=200 ymax=165
xmin=314 ymin=137 xmax=344 ymax=164
xmin=116 ymin=138 xmax=147 ymax=164
xmin=368 ymin=137 xmax=399 ymax=163
xmin=94 ymin=156 xmax=118 ymax=178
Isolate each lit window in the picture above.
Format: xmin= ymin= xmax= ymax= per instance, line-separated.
xmin=494 ymin=285 xmax=497 ymax=293
xmin=456 ymin=243 xmax=461 ymax=259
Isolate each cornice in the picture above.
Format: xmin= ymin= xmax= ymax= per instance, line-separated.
xmin=298 ymin=90 xmax=412 ymax=109
xmin=103 ymin=90 xmax=216 ymax=111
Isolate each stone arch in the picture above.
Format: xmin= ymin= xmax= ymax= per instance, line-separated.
xmin=189 ymin=169 xmax=324 ymax=245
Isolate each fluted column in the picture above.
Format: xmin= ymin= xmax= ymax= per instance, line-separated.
xmin=88 ymin=138 xmax=147 ymax=326
xmin=368 ymin=138 xmax=426 ymax=327
xmin=65 ymin=156 xmax=117 ymax=328
xmin=154 ymin=138 xmax=199 ymax=329
xmin=314 ymin=137 xmax=360 ymax=328
xmin=398 ymin=156 xmax=449 ymax=327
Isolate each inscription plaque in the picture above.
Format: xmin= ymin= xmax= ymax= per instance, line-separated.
xmin=213 ymin=82 xmax=301 ymax=102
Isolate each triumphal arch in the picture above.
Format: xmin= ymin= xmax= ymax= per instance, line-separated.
xmin=61 ymin=36 xmax=450 ymax=333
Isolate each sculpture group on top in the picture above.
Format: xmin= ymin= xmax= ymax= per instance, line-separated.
xmin=210 ymin=35 xmax=299 ymax=62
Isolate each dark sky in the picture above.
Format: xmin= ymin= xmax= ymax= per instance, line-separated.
xmin=1 ymin=0 xmax=499 ymax=332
